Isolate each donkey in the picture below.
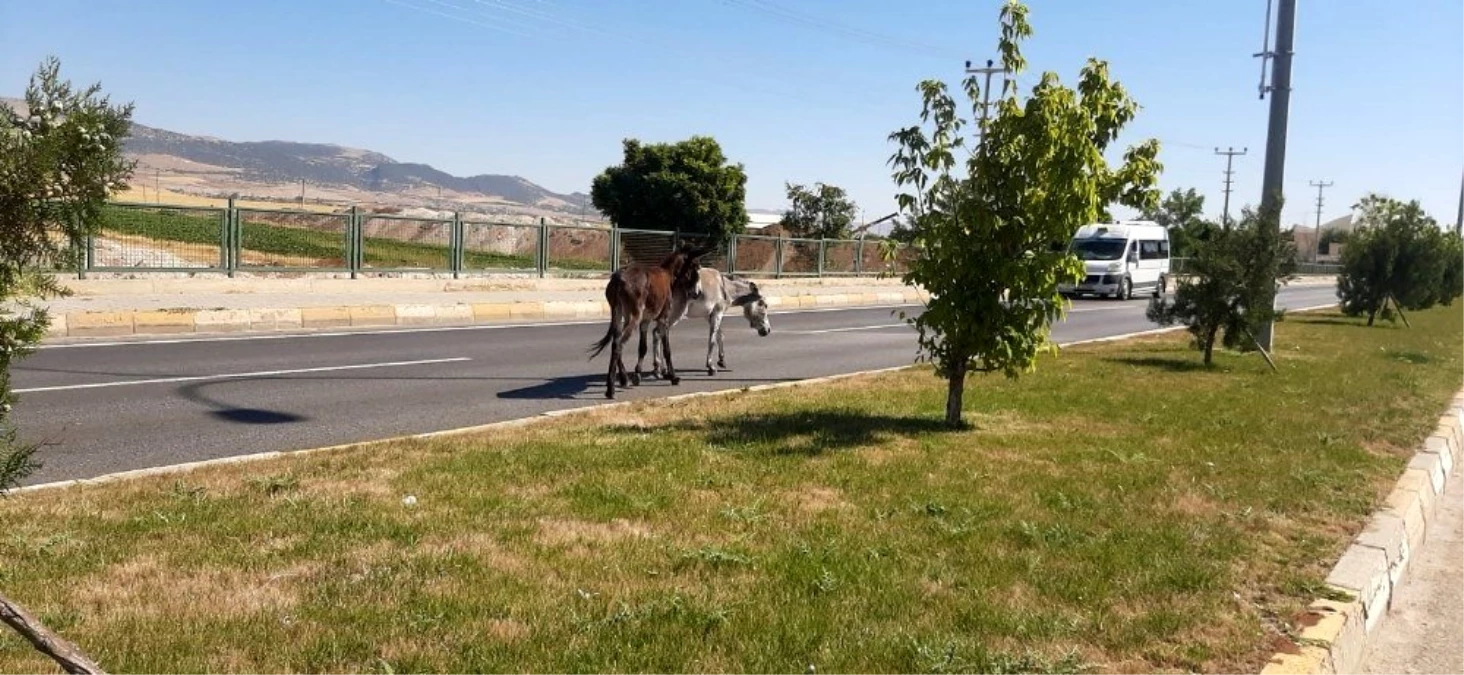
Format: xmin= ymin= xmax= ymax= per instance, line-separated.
xmin=587 ymin=242 xmax=711 ymax=399
xmin=646 ymin=267 xmax=771 ymax=378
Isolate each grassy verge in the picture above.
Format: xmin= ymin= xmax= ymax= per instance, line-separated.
xmin=1 ymin=306 xmax=1460 ymax=673
xmin=96 ymin=205 xmax=608 ymax=271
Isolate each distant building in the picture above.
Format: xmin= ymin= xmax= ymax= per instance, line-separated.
xmin=745 ymin=211 xmax=782 ymax=232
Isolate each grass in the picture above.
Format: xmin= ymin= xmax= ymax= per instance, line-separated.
xmin=96 ymin=204 xmax=608 ymax=271
xmin=1 ymin=305 xmax=1460 ymax=673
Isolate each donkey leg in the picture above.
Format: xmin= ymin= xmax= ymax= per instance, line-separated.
xmin=716 ymin=311 xmax=728 ymax=370
xmin=659 ymin=319 xmax=681 ymax=385
xmin=705 ymin=313 xmax=719 ymax=375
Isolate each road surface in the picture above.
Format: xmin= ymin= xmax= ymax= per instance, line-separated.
xmin=12 ymin=285 xmax=1339 ymax=485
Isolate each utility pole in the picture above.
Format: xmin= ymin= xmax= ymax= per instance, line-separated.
xmin=1309 ymin=180 xmax=1333 ymax=262
xmin=1253 ymin=0 xmax=1296 ymax=352
xmin=1214 ymin=146 xmax=1248 ymax=227
xmin=1455 ymin=167 xmax=1462 ymax=236
xmin=964 ymin=59 xmax=1008 ymax=153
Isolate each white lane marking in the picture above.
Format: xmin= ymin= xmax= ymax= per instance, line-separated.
xmin=37 ymin=303 xmax=924 ymax=350
xmin=14 ymin=357 xmax=472 ymax=394
xmin=786 ymin=323 xmax=911 ymax=335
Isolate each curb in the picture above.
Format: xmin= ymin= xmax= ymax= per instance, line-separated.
xmin=1259 ymin=387 xmax=1464 ymax=675
xmin=44 ymin=289 xmax=932 ymax=341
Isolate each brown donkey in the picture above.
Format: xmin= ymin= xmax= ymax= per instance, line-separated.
xmin=588 ymin=242 xmax=712 ymax=399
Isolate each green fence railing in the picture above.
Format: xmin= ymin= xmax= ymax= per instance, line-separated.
xmin=72 ymin=200 xmax=919 ymax=280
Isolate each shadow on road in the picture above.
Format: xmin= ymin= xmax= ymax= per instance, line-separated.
xmin=177 ymin=380 xmax=311 ymax=426
xmin=496 ymin=373 xmax=602 ymax=400
xmin=609 ymin=409 xmax=953 ymax=456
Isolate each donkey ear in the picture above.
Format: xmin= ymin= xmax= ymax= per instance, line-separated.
xmin=748 ymin=281 xmax=760 ymax=296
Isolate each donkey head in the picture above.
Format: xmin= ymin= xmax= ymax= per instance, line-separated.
xmin=732 ymin=281 xmax=771 ymax=337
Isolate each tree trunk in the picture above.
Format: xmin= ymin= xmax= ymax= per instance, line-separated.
xmin=1202 ymin=325 xmax=1218 ymax=365
xmin=944 ymin=355 xmax=968 ymax=429
xmin=1367 ymin=307 xmax=1377 ymax=326
xmin=0 ymin=591 xmax=105 ymax=674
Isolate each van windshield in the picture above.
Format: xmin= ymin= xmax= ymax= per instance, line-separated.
xmin=1070 ymin=238 xmax=1126 ymax=261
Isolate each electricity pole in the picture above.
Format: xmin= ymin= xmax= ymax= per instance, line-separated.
xmin=1214 ymin=147 xmax=1248 ymax=227
xmin=964 ymin=59 xmax=1008 ymax=153
xmin=1253 ymin=0 xmax=1296 ymax=352
xmin=1309 ymin=180 xmax=1332 ymax=262
xmin=1456 ymin=167 xmax=1462 ymax=236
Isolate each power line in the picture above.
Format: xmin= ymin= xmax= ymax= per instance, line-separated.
xmin=1309 ymin=179 xmax=1333 ymax=262
xmin=1214 ymin=146 xmax=1247 ymax=226
xmin=723 ymin=0 xmax=966 ymax=61
xmin=381 ymin=0 xmax=888 ymax=115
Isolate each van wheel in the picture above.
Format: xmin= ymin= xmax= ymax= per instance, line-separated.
xmin=1118 ymin=276 xmax=1132 ymax=300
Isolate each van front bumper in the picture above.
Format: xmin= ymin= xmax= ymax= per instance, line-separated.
xmin=1059 ymin=274 xmax=1121 ymax=295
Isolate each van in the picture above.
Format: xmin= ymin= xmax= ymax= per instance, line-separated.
xmin=1057 ymin=221 xmax=1170 ymax=300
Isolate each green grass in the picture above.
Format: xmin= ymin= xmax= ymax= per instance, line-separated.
xmin=97 ymin=205 xmax=608 ymax=271
xmin=1 ymin=306 xmax=1460 ymax=674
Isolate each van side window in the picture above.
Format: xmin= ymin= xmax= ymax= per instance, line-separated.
xmin=1139 ymin=240 xmax=1164 ymax=260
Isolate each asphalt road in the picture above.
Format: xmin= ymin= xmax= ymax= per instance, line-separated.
xmin=13 ymin=285 xmax=1339 ymax=485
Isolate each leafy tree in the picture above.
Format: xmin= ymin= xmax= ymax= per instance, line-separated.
xmin=778 ymin=181 xmax=858 ymax=239
xmin=1146 ymin=201 xmax=1298 ymax=365
xmin=589 ymin=136 xmax=749 ymax=245
xmin=1 ymin=55 xmax=133 ymax=674
xmin=1337 ymin=194 xmax=1462 ymax=326
xmin=883 ymin=0 xmax=1162 ymax=428
xmin=1140 ymin=187 xmax=1216 ymax=257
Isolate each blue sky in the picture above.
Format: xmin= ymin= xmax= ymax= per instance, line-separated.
xmin=3 ymin=0 xmax=1460 ymax=229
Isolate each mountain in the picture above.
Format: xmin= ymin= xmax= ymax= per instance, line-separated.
xmin=2 ymin=96 xmax=590 ymax=213
xmin=121 ymin=121 xmax=589 ymax=209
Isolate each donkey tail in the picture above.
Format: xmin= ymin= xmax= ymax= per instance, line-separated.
xmin=588 ymin=321 xmax=615 ymax=359
xmin=588 ymin=275 xmax=623 ymax=359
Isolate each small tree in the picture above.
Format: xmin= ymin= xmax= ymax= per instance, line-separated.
xmin=778 ymin=181 xmax=858 ymax=239
xmin=1146 ymin=201 xmax=1297 ymax=365
xmin=1140 ymin=187 xmax=1216 ymax=258
xmin=589 ymin=136 xmax=749 ymax=245
xmin=1 ymin=55 xmax=133 ymax=675
xmin=884 ymin=0 xmax=1162 ymax=428
xmin=1337 ymin=194 xmax=1459 ymax=326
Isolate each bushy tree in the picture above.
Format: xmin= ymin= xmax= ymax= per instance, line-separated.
xmin=1 ymin=57 xmax=135 ymax=492
xmin=589 ymin=136 xmax=749 ymax=245
xmin=778 ymin=181 xmax=858 ymax=239
xmin=1146 ymin=201 xmax=1298 ymax=365
xmin=1140 ymin=187 xmax=1216 ymax=257
xmin=884 ymin=0 xmax=1162 ymax=428
xmin=1 ymin=55 xmax=133 ymax=675
xmin=1337 ymin=194 xmax=1461 ymax=326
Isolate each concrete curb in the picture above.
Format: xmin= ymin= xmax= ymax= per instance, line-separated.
xmin=1259 ymin=388 xmax=1464 ymax=675
xmin=45 ymin=289 xmax=932 ymax=340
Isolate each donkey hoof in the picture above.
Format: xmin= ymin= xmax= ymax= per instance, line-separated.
xmin=706 ymin=367 xmax=716 ymax=376
xmin=717 ymin=360 xmax=728 ymax=369
xmin=630 ymin=373 xmax=641 ymax=386
xmin=605 ymin=390 xmax=615 ymax=399
xmin=669 ymin=375 xmax=681 ymax=386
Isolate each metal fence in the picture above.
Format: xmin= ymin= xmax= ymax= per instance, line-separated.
xmin=70 ymin=200 xmax=918 ymax=280
xmin=1169 ymin=257 xmax=1342 ymax=276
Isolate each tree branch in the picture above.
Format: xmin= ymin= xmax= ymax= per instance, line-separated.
xmin=0 ymin=591 xmax=106 ymax=674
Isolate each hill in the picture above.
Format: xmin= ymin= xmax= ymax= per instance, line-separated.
xmin=2 ymin=96 xmax=593 ymax=218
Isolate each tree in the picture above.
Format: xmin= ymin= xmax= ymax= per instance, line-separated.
xmin=589 ymin=136 xmax=749 ymax=245
xmin=1 ymin=55 xmax=134 ymax=674
xmin=1140 ymin=187 xmax=1216 ymax=257
xmin=1337 ymin=194 xmax=1462 ymax=326
xmin=884 ymin=0 xmax=1162 ymax=428
xmin=778 ymin=181 xmax=858 ymax=239
xmin=1145 ymin=201 xmax=1298 ymax=365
